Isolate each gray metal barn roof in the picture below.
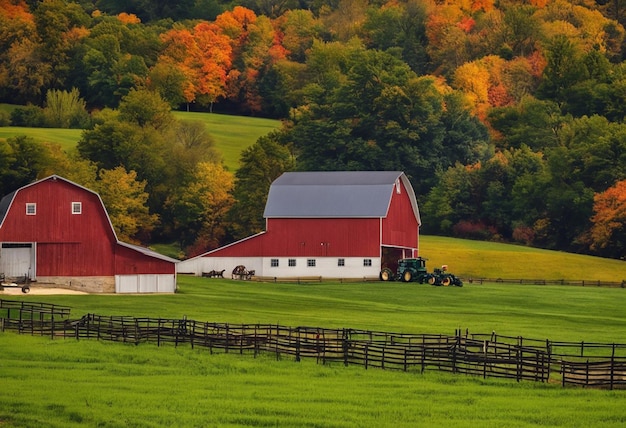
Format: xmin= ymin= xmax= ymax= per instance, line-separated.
xmin=263 ymin=171 xmax=417 ymax=219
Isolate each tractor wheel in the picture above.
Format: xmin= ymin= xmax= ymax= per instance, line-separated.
xmin=21 ymin=286 xmax=30 ymax=293
xmin=402 ymin=270 xmax=413 ymax=282
xmin=442 ymin=277 xmax=451 ymax=286
xmin=428 ymin=276 xmax=436 ymax=285
xmin=379 ymin=268 xmax=393 ymax=282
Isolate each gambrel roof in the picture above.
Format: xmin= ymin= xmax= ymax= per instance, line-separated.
xmin=263 ymin=171 xmax=421 ymax=224
xmin=0 ymin=175 xmax=178 ymax=264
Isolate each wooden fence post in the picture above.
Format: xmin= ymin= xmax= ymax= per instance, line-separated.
xmin=610 ymin=344 xmax=616 ymax=390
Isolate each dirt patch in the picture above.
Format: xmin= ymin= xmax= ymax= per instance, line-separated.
xmin=0 ymin=286 xmax=87 ymax=295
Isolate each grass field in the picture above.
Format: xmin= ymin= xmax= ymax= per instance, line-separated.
xmin=0 ymin=104 xmax=281 ymax=171
xmin=418 ymin=235 xmax=625 ymax=282
xmin=0 ymin=127 xmax=83 ymax=152
xmin=2 ymin=275 xmax=626 ymax=427
xmin=171 ymin=111 xmax=281 ymax=171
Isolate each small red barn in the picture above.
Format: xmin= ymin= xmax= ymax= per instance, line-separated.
xmin=178 ymin=171 xmax=421 ymax=279
xmin=0 ymin=175 xmax=177 ymax=293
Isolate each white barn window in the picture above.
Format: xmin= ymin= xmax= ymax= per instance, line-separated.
xmin=271 ymin=259 xmax=279 ymax=267
xmin=338 ymin=258 xmax=345 ymax=267
xmin=72 ymin=202 xmax=82 ymax=214
xmin=288 ymin=259 xmax=296 ymax=267
xmin=307 ymin=259 xmax=316 ymax=267
xmin=26 ymin=203 xmax=36 ymax=215
xmin=363 ymin=259 xmax=372 ymax=267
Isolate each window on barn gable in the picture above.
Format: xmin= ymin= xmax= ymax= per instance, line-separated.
xmin=26 ymin=203 xmax=36 ymax=215
xmin=338 ymin=259 xmax=345 ymax=267
xmin=271 ymin=259 xmax=279 ymax=267
xmin=72 ymin=202 xmax=82 ymax=214
xmin=307 ymin=259 xmax=316 ymax=267
xmin=288 ymin=259 xmax=296 ymax=267
xmin=363 ymin=259 xmax=372 ymax=267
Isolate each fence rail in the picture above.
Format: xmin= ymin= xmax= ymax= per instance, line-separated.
xmin=1 ymin=299 xmax=624 ymax=389
xmin=467 ymin=278 xmax=626 ymax=288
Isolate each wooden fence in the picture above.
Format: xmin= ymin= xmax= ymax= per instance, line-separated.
xmin=1 ymin=299 xmax=624 ymax=389
xmin=467 ymin=278 xmax=626 ymax=288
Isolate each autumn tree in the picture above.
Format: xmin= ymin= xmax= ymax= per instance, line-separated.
xmin=156 ymin=21 xmax=232 ymax=110
xmin=216 ymin=7 xmax=287 ymax=114
xmin=167 ymin=162 xmax=235 ymax=255
xmin=91 ymin=167 xmax=159 ymax=244
xmin=588 ymin=180 xmax=626 ymax=259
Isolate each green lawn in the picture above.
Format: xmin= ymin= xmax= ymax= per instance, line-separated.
xmin=0 ymin=106 xmax=281 ymax=171
xmin=172 ymin=111 xmax=281 ymax=171
xmin=1 ymin=277 xmax=626 ymax=427
xmin=0 ymin=127 xmax=83 ymax=152
xmin=419 ymin=235 xmax=625 ymax=282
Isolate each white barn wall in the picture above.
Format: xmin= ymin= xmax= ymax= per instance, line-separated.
xmin=177 ymin=257 xmax=264 ymax=278
xmin=115 ymin=274 xmax=177 ymax=293
xmin=178 ymin=256 xmax=381 ymax=279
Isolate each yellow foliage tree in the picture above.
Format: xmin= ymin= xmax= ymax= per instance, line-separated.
xmin=94 ymin=167 xmax=159 ymax=244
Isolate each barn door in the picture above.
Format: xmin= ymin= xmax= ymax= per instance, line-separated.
xmin=0 ymin=243 xmax=35 ymax=279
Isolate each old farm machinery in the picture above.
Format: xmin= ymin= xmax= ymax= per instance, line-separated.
xmin=379 ymin=257 xmax=463 ymax=287
xmin=0 ymin=273 xmax=31 ymax=293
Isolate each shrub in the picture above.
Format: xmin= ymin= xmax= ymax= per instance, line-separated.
xmin=0 ymin=110 xmax=10 ymax=126
xmin=452 ymin=220 xmax=498 ymax=240
xmin=10 ymin=105 xmax=46 ymax=127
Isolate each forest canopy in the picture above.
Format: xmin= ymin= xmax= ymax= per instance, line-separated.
xmin=0 ymin=0 xmax=625 ymax=259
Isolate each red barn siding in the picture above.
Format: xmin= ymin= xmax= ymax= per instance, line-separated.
xmin=115 ymin=245 xmax=176 ymax=274
xmin=381 ymin=181 xmax=419 ymax=250
xmin=37 ymin=242 xmax=115 ymax=276
xmin=207 ymin=218 xmax=381 ymax=258
xmin=265 ymin=218 xmax=380 ymax=257
xmin=1 ymin=180 xmax=116 ymax=243
xmin=0 ymin=177 xmax=176 ymax=281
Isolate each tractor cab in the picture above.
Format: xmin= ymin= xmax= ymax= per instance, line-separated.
xmin=394 ymin=257 xmax=428 ymax=282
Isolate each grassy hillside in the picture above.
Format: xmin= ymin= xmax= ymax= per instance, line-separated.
xmin=172 ymin=111 xmax=281 ymax=171
xmin=0 ymin=126 xmax=83 ymax=152
xmin=419 ymin=235 xmax=625 ymax=282
xmin=1 ymin=277 xmax=626 ymax=427
xmin=0 ymin=104 xmax=280 ymax=171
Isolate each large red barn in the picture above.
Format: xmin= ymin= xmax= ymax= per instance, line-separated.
xmin=178 ymin=171 xmax=421 ymax=279
xmin=0 ymin=175 xmax=177 ymax=293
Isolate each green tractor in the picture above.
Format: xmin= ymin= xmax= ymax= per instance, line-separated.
xmin=379 ymin=257 xmax=429 ymax=283
xmin=426 ymin=265 xmax=464 ymax=287
xmin=379 ymin=258 xmax=463 ymax=287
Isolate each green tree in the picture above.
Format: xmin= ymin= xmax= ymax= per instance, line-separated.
xmin=43 ymin=88 xmax=90 ymax=128
xmin=487 ymin=96 xmax=568 ymax=150
xmin=227 ymin=133 xmax=295 ymax=240
xmin=33 ymin=0 xmax=91 ymax=90
xmin=117 ymin=88 xmax=174 ymax=130
xmin=537 ymin=35 xmax=585 ymax=103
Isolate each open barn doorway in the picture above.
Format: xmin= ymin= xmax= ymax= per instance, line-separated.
xmin=381 ymin=247 xmax=404 ymax=274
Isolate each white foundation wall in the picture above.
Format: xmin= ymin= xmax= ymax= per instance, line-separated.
xmin=178 ymin=256 xmax=381 ymax=279
xmin=115 ymin=274 xmax=177 ymax=293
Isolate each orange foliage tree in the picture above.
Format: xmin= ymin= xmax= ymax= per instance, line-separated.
xmin=588 ymin=180 xmax=626 ymax=258
xmin=157 ymin=22 xmax=232 ymax=110
xmin=215 ymin=6 xmax=287 ymax=114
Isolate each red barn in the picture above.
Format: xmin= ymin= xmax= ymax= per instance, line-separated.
xmin=178 ymin=171 xmax=421 ymax=279
xmin=0 ymin=175 xmax=177 ymax=293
